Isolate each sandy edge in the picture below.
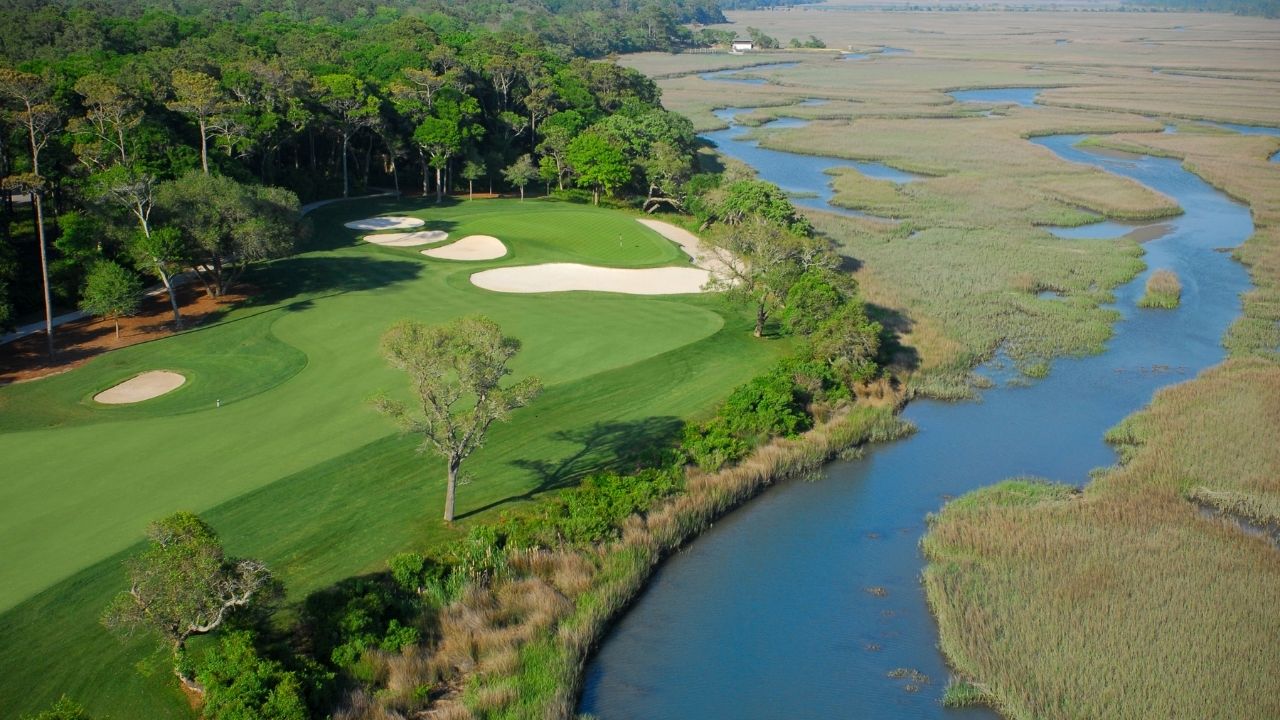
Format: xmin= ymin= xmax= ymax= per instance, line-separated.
xmin=94 ymin=370 xmax=186 ymax=404
xmin=364 ymin=230 xmax=449 ymax=247
xmin=423 ymin=235 xmax=507 ymax=261
xmin=344 ymin=216 xmax=425 ymax=231
xmin=471 ymin=263 xmax=710 ymax=295
xmin=635 ymin=218 xmax=732 ymax=275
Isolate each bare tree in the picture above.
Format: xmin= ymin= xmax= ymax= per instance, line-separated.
xmin=102 ymin=512 xmax=273 ymax=694
xmin=375 ymin=316 xmax=542 ymax=523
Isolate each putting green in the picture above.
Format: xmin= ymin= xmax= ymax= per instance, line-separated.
xmin=0 ymin=198 xmax=786 ymax=719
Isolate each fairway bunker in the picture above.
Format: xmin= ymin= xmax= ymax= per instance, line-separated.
xmin=344 ymin=216 xmax=424 ymax=231
xmin=363 ymin=230 xmax=449 ymax=247
xmin=93 ymin=370 xmax=185 ymax=404
xmin=471 ymin=263 xmax=710 ymax=295
xmin=422 ymin=235 xmax=507 ymax=260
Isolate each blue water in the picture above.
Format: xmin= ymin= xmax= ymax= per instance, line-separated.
xmin=948 ymin=87 xmax=1045 ymax=107
xmin=580 ymin=125 xmax=1253 ymax=716
xmin=1047 ymin=219 xmax=1172 ymax=241
xmin=699 ymin=63 xmax=800 ymax=85
xmin=880 ymin=47 xmax=912 ymax=55
xmin=704 ymin=108 xmax=920 ymax=219
xmin=840 ymin=52 xmax=869 ymax=61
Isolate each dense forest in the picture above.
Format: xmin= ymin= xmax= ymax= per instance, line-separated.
xmin=0 ymin=0 xmax=727 ymax=332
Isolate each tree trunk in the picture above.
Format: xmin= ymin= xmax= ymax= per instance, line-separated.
xmin=33 ymin=193 xmax=53 ymax=358
xmin=444 ymin=460 xmax=460 ymax=523
xmin=468 ymin=179 xmax=473 ymax=200
xmin=172 ymin=641 xmax=204 ymax=696
xmin=114 ymin=316 xmax=120 ymax=339
xmin=420 ymin=154 xmax=429 ymax=197
xmin=341 ymin=132 xmax=350 ymax=198
xmin=198 ymin=118 xmax=209 ymax=174
xmin=593 ymin=187 xmax=599 ymax=206
xmin=435 ymin=165 xmax=443 ymax=203
xmin=159 ymin=268 xmax=182 ymax=328
xmin=754 ymin=303 xmax=767 ymax=338
xmin=519 ymin=185 xmax=524 ymax=201
xmin=391 ymin=157 xmax=400 ymax=195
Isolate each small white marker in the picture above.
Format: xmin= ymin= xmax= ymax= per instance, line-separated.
xmin=216 ymin=399 xmax=221 ymax=409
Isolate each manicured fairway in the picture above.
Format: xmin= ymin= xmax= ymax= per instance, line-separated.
xmin=0 ymin=198 xmax=787 ymax=718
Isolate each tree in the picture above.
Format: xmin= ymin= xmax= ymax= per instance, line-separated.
xmin=80 ymin=261 xmax=142 ymax=339
xmin=784 ymin=269 xmax=856 ymax=336
xmin=20 ymin=695 xmax=92 ymax=720
xmin=0 ymin=69 xmax=59 ymax=357
xmin=711 ymin=179 xmax=813 ymax=236
xmin=375 ymin=316 xmax=542 ymax=523
xmin=317 ymin=74 xmax=379 ymax=198
xmin=167 ymin=69 xmax=226 ymax=174
xmin=502 ymin=155 xmax=537 ymax=200
xmin=156 ymin=172 xmax=300 ymax=298
xmin=461 ymin=158 xmax=484 ymax=200
xmin=71 ymin=73 xmax=141 ymax=170
xmin=810 ymin=303 xmax=882 ymax=388
xmin=103 ymin=512 xmax=273 ymax=693
xmin=707 ymin=219 xmax=836 ymax=338
xmin=95 ymin=166 xmax=185 ymax=327
xmin=567 ymin=130 xmax=630 ymax=205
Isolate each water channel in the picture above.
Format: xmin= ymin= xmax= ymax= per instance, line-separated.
xmin=580 ymin=88 xmax=1254 ymax=718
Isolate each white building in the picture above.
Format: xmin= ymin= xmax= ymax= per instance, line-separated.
xmin=730 ymin=39 xmax=754 ymax=54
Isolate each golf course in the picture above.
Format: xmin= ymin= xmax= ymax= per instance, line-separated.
xmin=0 ymin=197 xmax=787 ymax=718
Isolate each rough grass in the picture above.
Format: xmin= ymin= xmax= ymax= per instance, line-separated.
xmin=922 ymin=358 xmax=1280 ymax=720
xmin=1138 ymin=268 xmax=1183 ymax=308
xmin=0 ymin=198 xmax=788 ymax=719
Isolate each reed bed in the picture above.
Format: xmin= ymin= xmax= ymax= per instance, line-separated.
xmin=1138 ymin=269 xmax=1183 ymax=308
xmin=922 ymin=358 xmax=1280 ymax=719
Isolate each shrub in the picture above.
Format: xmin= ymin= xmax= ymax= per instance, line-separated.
xmin=784 ymin=269 xmax=853 ymax=336
xmin=196 ymin=631 xmax=309 ymax=720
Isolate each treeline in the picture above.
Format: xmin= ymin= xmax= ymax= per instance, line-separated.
xmin=0 ymin=5 xmax=705 ymax=331
xmin=0 ymin=0 xmax=730 ymax=64
xmin=1124 ymin=0 xmax=1280 ymax=17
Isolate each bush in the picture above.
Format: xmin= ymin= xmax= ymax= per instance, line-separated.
xmin=501 ymin=467 xmax=683 ymax=546
xmin=196 ymin=631 xmax=309 ymax=720
xmin=1138 ymin=268 xmax=1182 ymax=308
xmin=784 ymin=269 xmax=853 ymax=336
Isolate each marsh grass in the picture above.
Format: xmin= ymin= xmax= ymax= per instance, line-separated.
xmin=342 ymin=402 xmax=912 ymax=720
xmin=1138 ymin=268 xmax=1183 ymax=308
xmin=922 ymin=358 xmax=1280 ymax=720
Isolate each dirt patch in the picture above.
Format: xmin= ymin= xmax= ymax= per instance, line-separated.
xmin=0 ymin=285 xmax=247 ymax=385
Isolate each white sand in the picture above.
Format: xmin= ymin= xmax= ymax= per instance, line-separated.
xmin=94 ymin=371 xmax=186 ymax=404
xmin=635 ymin=218 xmax=732 ymax=275
xmin=344 ymin=216 xmax=425 ymax=231
xmin=363 ymin=230 xmax=449 ymax=247
xmin=422 ymin=235 xmax=507 ymax=261
xmin=471 ymin=263 xmax=710 ymax=295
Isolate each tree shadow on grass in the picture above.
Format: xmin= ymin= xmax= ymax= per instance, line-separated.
xmin=456 ymin=416 xmax=684 ymax=521
xmin=238 ymin=255 xmax=424 ymax=310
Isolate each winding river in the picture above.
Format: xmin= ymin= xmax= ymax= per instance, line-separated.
xmin=579 ymin=91 xmax=1254 ymax=717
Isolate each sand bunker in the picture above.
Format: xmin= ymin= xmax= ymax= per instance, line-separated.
xmin=471 ymin=263 xmax=709 ymax=295
xmin=363 ymin=230 xmax=449 ymax=247
xmin=635 ymin=218 xmax=732 ymax=275
xmin=94 ymin=370 xmax=185 ymax=404
xmin=422 ymin=235 xmax=507 ymax=261
xmin=344 ymin=216 xmax=425 ymax=231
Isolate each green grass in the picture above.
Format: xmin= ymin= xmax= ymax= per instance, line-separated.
xmin=0 ymin=197 xmax=787 ymax=719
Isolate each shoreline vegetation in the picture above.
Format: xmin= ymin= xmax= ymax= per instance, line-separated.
xmin=919 ymin=91 xmax=1280 ymax=720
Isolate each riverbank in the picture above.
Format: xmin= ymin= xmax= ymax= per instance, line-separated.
xmin=444 ymin=398 xmax=913 ymax=719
